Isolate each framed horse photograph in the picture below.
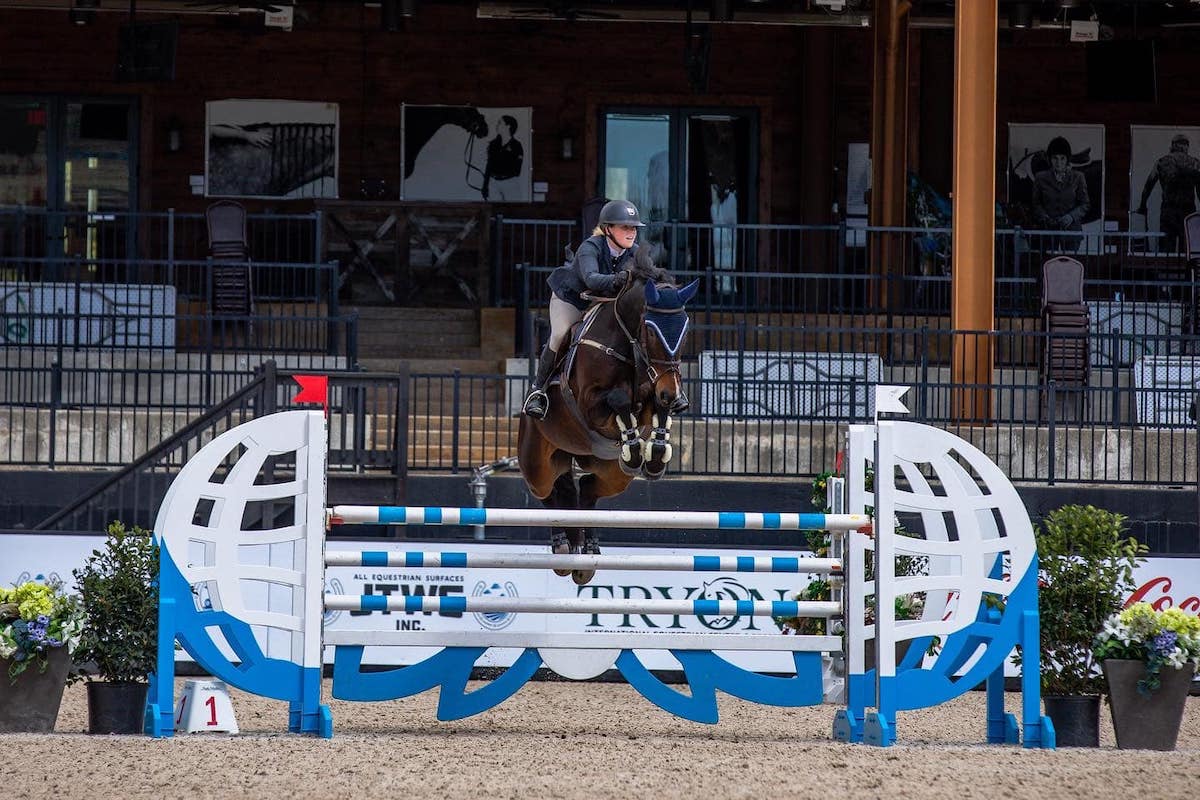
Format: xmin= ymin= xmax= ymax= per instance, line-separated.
xmin=400 ymin=104 xmax=532 ymax=203
xmin=205 ymin=99 xmax=339 ymax=200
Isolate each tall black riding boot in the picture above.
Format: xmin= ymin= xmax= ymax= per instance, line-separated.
xmin=522 ymin=346 xmax=558 ymax=419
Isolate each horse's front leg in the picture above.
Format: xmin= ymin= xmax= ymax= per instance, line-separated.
xmin=614 ymin=412 xmax=644 ymax=475
xmin=641 ymin=411 xmax=673 ymax=480
xmin=600 ymin=387 xmax=645 ymax=476
xmin=546 ymin=472 xmax=580 ymax=577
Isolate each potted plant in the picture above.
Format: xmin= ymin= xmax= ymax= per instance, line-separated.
xmin=1031 ymin=504 xmax=1146 ymax=747
xmin=1093 ymin=602 xmax=1200 ymax=750
xmin=70 ymin=520 xmax=160 ymax=735
xmin=0 ymin=578 xmax=86 ymax=732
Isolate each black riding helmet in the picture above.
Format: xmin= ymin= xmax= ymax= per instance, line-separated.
xmin=598 ymin=200 xmax=646 ymax=228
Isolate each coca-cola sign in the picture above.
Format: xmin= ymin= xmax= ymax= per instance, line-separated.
xmin=1127 ymin=561 xmax=1200 ymax=615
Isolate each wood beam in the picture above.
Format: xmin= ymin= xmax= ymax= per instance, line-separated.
xmin=869 ymin=0 xmax=911 ymax=308
xmin=951 ymin=0 xmax=997 ymax=423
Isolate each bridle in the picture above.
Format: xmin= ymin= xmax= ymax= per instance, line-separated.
xmin=579 ymin=277 xmax=684 ymax=408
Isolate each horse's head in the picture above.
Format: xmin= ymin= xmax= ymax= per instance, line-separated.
xmin=638 ymin=277 xmax=698 ymax=414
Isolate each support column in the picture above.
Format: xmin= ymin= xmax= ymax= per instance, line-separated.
xmin=799 ymin=27 xmax=837 ymax=273
xmin=869 ymin=0 xmax=910 ymax=310
xmin=951 ymin=0 xmax=997 ymax=422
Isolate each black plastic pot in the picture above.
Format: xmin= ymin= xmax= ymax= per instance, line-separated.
xmin=86 ymin=681 xmax=149 ymax=735
xmin=1043 ymin=694 xmax=1100 ymax=747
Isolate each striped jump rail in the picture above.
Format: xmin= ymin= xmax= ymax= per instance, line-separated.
xmin=325 ymin=550 xmax=842 ymax=574
xmin=323 ymin=594 xmax=842 ymax=618
xmin=327 ymin=505 xmax=872 ymax=532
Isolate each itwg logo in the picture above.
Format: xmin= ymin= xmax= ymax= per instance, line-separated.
xmin=473 ymin=580 xmax=518 ymax=630
xmin=695 ymin=577 xmax=754 ymax=631
xmin=323 ymin=578 xmax=345 ymax=625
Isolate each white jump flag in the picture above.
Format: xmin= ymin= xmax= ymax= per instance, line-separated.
xmin=874 ymin=385 xmax=911 ymax=420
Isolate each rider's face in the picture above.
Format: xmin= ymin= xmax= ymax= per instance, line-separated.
xmin=609 ymin=224 xmax=639 ymax=248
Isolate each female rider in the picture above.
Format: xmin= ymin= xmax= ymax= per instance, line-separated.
xmin=522 ymin=199 xmax=645 ymax=419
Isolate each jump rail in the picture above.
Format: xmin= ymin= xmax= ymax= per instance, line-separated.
xmin=144 ymin=407 xmax=1052 ymax=749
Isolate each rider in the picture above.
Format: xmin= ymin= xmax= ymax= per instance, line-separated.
xmin=522 ymin=199 xmax=645 ymax=419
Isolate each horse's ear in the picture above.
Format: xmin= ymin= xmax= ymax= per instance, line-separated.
xmin=644 ymin=279 xmax=661 ymax=306
xmin=677 ymin=279 xmax=700 ymax=305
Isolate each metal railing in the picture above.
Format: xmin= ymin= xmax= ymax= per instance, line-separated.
xmin=496 ymin=217 xmax=1192 ymax=319
xmin=34 ymin=362 xmax=409 ymax=532
xmin=0 ymin=207 xmax=320 ymax=267
xmin=7 ymin=325 xmax=1196 ymax=486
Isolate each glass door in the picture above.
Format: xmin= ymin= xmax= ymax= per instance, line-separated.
xmin=60 ymin=101 xmax=134 ymax=280
xmin=601 ymin=107 xmax=756 ymax=282
xmin=0 ymin=97 xmax=136 ymax=281
xmin=0 ymin=101 xmax=50 ymax=277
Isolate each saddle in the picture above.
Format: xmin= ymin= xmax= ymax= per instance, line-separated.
xmin=545 ymin=302 xmax=627 ymax=460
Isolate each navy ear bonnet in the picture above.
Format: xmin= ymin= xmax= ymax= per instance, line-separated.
xmin=643 ymin=279 xmax=699 ymax=356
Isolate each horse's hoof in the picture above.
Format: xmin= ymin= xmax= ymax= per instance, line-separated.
xmin=572 ymin=568 xmax=595 ymax=585
xmin=551 ymin=532 xmax=572 ymax=577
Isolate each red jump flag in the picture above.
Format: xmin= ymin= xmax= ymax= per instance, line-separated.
xmin=293 ymin=374 xmax=329 ymax=415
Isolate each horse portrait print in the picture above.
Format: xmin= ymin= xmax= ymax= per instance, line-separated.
xmin=206 ymin=100 xmax=339 ymax=199
xmin=401 ymin=104 xmax=532 ymax=203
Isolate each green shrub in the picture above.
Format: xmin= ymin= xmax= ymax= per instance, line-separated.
xmin=1034 ymin=504 xmax=1146 ymax=696
xmin=70 ymin=521 xmax=159 ymax=684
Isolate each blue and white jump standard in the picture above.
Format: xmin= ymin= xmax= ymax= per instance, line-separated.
xmin=144 ymin=409 xmax=1053 ymax=748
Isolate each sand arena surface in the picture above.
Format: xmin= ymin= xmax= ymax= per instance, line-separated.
xmin=2 ymin=679 xmax=1199 ymax=800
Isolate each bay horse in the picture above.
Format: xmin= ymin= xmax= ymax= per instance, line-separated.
xmin=518 ymin=263 xmax=698 ymax=585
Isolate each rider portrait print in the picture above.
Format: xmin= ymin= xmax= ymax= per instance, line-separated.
xmin=1006 ymin=123 xmax=1106 ymax=251
xmin=401 ymin=104 xmax=532 ymax=203
xmin=1130 ymin=125 xmax=1200 ymax=254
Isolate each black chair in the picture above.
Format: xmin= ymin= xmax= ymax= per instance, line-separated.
xmin=205 ymin=201 xmax=254 ymax=338
xmin=1040 ymin=256 xmax=1090 ymax=420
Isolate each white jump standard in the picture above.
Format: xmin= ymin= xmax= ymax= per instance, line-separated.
xmin=144 ymin=409 xmax=1054 ymax=749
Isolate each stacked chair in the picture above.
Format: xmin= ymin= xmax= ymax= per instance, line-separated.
xmin=1040 ymin=256 xmax=1090 ymax=420
xmin=205 ymin=200 xmax=254 ymax=340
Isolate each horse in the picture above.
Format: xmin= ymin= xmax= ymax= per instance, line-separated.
xmin=518 ymin=262 xmax=699 ymax=585
xmin=402 ymin=106 xmax=489 ymax=180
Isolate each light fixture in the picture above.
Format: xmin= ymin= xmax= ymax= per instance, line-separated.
xmin=1009 ymin=2 xmax=1033 ymax=28
xmin=381 ymin=0 xmax=415 ymax=31
xmin=165 ymin=115 xmax=183 ymax=154
xmin=69 ymin=0 xmax=98 ymax=26
xmin=560 ymin=131 xmax=575 ymax=161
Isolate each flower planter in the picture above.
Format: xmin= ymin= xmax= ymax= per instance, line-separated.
xmin=1042 ymin=694 xmax=1100 ymax=747
xmin=87 ymin=681 xmax=150 ymax=735
xmin=0 ymin=647 xmax=71 ymax=733
xmin=1102 ymin=658 xmax=1195 ymax=751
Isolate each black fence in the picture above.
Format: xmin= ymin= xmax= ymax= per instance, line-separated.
xmin=496 ymin=217 xmax=1193 ymax=321
xmin=5 ymin=325 xmax=1198 ymax=487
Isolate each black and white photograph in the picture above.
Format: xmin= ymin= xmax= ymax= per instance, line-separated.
xmin=205 ymin=99 xmax=339 ymax=199
xmin=401 ymin=104 xmax=531 ymax=202
xmin=1007 ymin=123 xmax=1105 ymax=252
xmin=1129 ymin=124 xmax=1200 ymax=254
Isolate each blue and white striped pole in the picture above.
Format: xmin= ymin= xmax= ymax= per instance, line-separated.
xmin=328 ymin=505 xmax=871 ymax=532
xmin=325 ymin=550 xmax=842 ymax=574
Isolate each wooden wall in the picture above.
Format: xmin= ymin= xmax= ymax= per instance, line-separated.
xmin=1 ymin=3 xmax=1198 ymax=227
